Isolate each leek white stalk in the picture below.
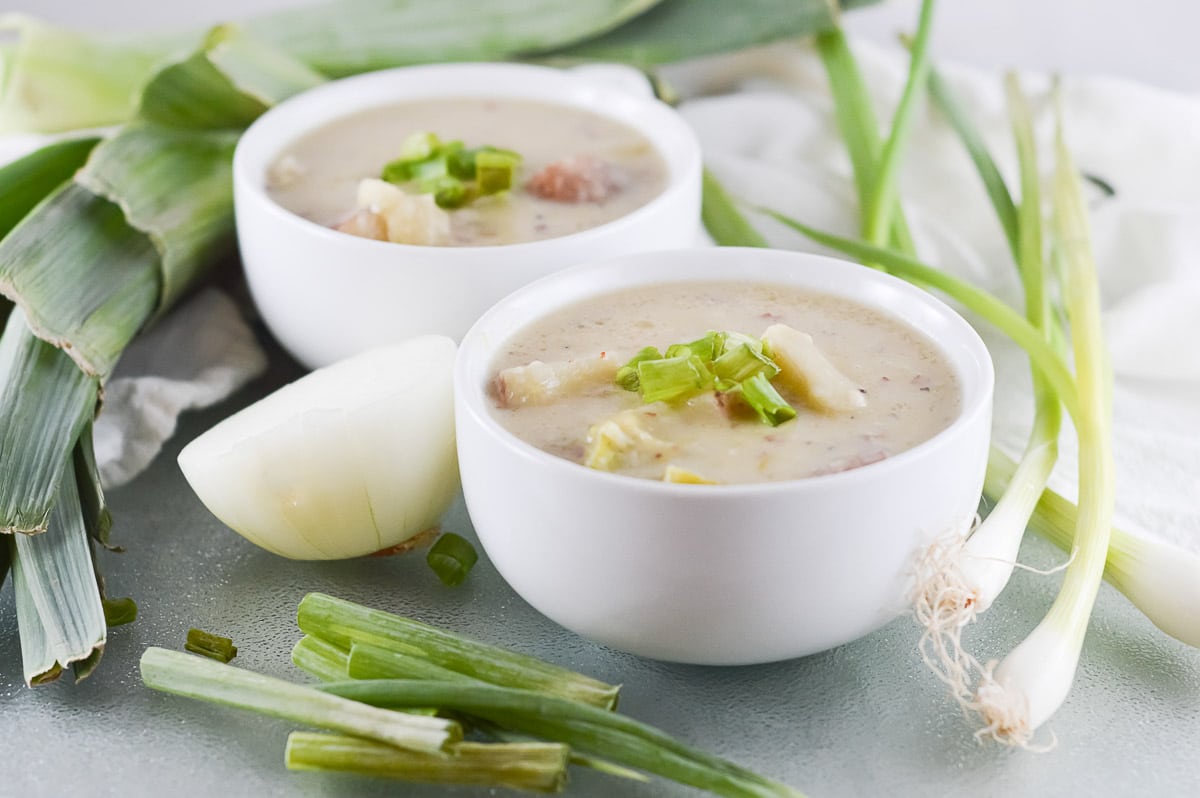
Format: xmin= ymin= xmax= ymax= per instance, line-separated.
xmin=971 ymin=101 xmax=1115 ymax=746
xmin=177 ymin=337 xmax=459 ymax=560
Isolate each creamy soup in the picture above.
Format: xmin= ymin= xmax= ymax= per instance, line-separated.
xmin=266 ymin=98 xmax=668 ymax=246
xmin=488 ymin=282 xmax=961 ymax=484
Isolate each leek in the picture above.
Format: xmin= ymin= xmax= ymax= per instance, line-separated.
xmin=291 ymin=635 xmax=351 ymax=682
xmin=9 ymin=457 xmax=106 ymax=685
xmin=322 ymin=680 xmax=805 ymax=798
xmin=297 ymin=592 xmax=622 ymax=710
xmin=140 ymin=647 xmax=462 ymax=753
xmin=285 ymin=734 xmax=571 ymax=794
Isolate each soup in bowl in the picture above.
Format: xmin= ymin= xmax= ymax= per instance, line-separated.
xmin=234 ymin=63 xmax=701 ymax=368
xmin=455 ymin=247 xmax=994 ymax=665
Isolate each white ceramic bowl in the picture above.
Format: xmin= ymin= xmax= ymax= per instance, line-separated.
xmin=455 ymin=247 xmax=994 ymax=665
xmin=233 ymin=63 xmax=702 ymax=369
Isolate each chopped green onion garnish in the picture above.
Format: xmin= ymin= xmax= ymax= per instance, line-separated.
xmin=185 ymin=628 xmax=238 ymax=663
xmin=712 ymin=342 xmax=780 ymax=384
xmin=615 ymin=346 xmax=663 ymax=392
xmin=740 ymin=373 xmax=797 ymax=427
xmin=637 ymin=354 xmax=712 ymax=404
xmin=381 ymin=134 xmax=522 ymax=208
xmin=426 ymin=532 xmax=478 ymax=587
xmin=102 ymin=596 xmax=138 ymax=627
xmin=475 ymin=150 xmax=520 ymax=195
xmin=399 ymin=131 xmax=440 ymax=161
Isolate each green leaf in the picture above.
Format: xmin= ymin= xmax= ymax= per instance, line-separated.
xmin=73 ymin=420 xmax=114 ymax=547
xmin=0 ymin=310 xmax=98 ymax=535
xmin=0 ymin=136 xmax=99 ymax=241
xmin=10 ymin=457 xmax=106 ymax=686
xmin=552 ymin=0 xmax=841 ymax=65
xmin=250 ymin=0 xmax=662 ymax=76
xmin=0 ymin=182 xmax=159 ymax=378
xmin=137 ymin=24 xmax=324 ymax=130
xmin=76 ymin=123 xmax=240 ymax=316
xmin=0 ymin=14 xmax=191 ymax=134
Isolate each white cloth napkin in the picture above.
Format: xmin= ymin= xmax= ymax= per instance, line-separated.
xmin=93 ymin=289 xmax=268 ymax=488
xmin=668 ymin=40 xmax=1200 ymax=552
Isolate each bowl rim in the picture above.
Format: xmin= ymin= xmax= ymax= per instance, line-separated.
xmin=455 ymin=246 xmax=995 ymax=498
xmin=232 ymin=61 xmax=702 ymax=257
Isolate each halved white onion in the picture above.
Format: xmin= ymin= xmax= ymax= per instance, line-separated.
xmin=178 ymin=336 xmax=459 ymax=560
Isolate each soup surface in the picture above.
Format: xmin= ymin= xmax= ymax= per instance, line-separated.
xmin=489 ymin=282 xmax=961 ymax=484
xmin=266 ymin=98 xmax=668 ymax=246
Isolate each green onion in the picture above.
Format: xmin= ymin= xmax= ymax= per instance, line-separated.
xmin=701 ymin=168 xmax=768 ymax=248
xmin=636 ymin=354 xmax=712 ymax=404
xmin=399 ymin=130 xmax=440 ymax=161
xmin=615 ymin=346 xmax=663 ymax=392
xmin=185 ymin=628 xmax=239 ymax=662
xmin=102 ymin=597 xmax=138 ymax=627
xmin=296 ymin=593 xmax=621 ymax=710
xmin=969 ymin=99 xmax=1117 ymax=746
xmin=712 ymin=342 xmax=779 ymax=384
xmin=475 ymin=150 xmax=520 ymax=195
xmin=291 ymin=635 xmax=350 ymax=682
xmin=348 ymin=641 xmax=481 ymax=682
xmin=986 ymin=448 xmax=1200 ymax=649
xmin=139 ymin=647 xmax=461 ymax=753
xmin=286 ymin=733 xmax=571 ymax=794
xmin=320 ymin=680 xmax=805 ymax=798
xmin=738 ymin=373 xmax=796 ymax=427
xmin=861 ymin=0 xmax=935 ymax=248
xmin=381 ymin=134 xmax=520 ymax=208
xmin=756 ymin=209 xmax=1080 ymax=421
xmin=425 ymin=532 xmax=479 ymax=587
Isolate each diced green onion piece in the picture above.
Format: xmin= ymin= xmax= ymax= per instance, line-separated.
xmin=423 ymin=176 xmax=470 ymax=210
xmin=712 ymin=343 xmax=779 ymax=384
xmin=381 ymin=159 xmax=415 ymax=184
xmin=102 ymin=597 xmax=138 ymax=627
xmin=740 ymin=374 xmax=797 ymax=427
xmin=296 ymin=593 xmax=620 ymax=710
xmin=445 ymin=143 xmax=475 ymax=179
xmin=637 ymin=355 xmax=711 ymax=404
xmin=185 ymin=628 xmax=239 ymax=663
xmin=139 ymin=647 xmax=460 ymax=753
xmin=713 ymin=331 xmax=763 ymax=359
xmin=476 ymin=150 xmax=520 ymax=195
xmin=615 ymin=346 xmax=663 ymax=392
xmin=399 ymin=131 xmax=440 ymax=161
xmin=407 ymin=157 xmax=450 ymax=181
xmin=286 ymin=733 xmax=571 ymax=794
xmin=426 ymin=532 xmax=478 ymax=586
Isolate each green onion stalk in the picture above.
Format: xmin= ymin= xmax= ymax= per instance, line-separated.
xmin=701 ymin=0 xmax=1200 ymax=744
xmin=0 ymin=0 xmax=875 ymax=685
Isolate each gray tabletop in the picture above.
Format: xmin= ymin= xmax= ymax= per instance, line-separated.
xmin=2 ymin=334 xmax=1199 ymax=798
